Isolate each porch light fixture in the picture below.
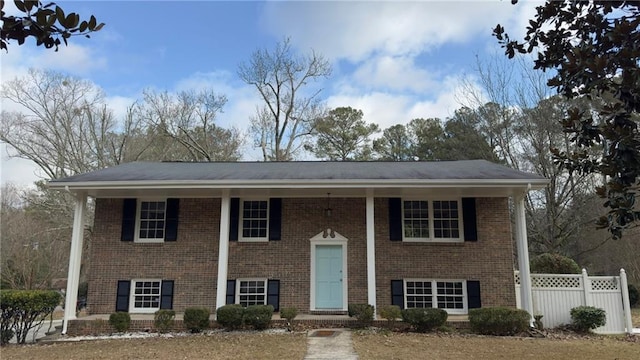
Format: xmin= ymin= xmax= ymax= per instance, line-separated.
xmin=324 ymin=193 xmax=332 ymax=218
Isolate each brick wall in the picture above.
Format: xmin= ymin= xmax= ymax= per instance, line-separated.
xmin=88 ymin=198 xmax=220 ymax=314
xmin=87 ymin=196 xmax=515 ymax=315
xmin=374 ymin=197 xmax=516 ymax=309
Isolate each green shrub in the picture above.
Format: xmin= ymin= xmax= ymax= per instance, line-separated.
xmin=628 ymin=284 xmax=639 ymax=307
xmin=280 ymin=307 xmax=298 ymax=322
xmin=184 ymin=307 xmax=210 ymax=333
xmin=1 ymin=289 xmax=61 ymax=344
xmin=530 ymin=253 xmax=581 ymax=274
xmin=378 ymin=305 xmax=402 ymax=327
xmin=244 ymin=305 xmax=274 ymax=330
xmin=533 ymin=314 xmax=544 ymax=331
xmin=109 ymin=312 xmax=131 ymax=333
xmin=0 ymin=329 xmax=14 ymax=346
xmin=348 ymin=304 xmax=375 ymax=328
xmin=570 ymin=306 xmax=606 ymax=333
xmin=154 ymin=309 xmax=175 ymax=333
xmin=468 ymin=307 xmax=530 ymax=336
xmin=78 ymin=282 xmax=89 ymax=298
xmin=401 ymin=308 xmax=448 ymax=332
xmin=216 ymin=304 xmax=244 ymax=330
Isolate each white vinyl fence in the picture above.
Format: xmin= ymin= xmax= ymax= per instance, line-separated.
xmin=515 ymin=269 xmax=633 ymax=334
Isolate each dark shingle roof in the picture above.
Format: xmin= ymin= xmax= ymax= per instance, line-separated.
xmin=49 ymin=160 xmax=546 ymax=184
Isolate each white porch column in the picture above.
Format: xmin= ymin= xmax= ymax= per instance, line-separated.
xmin=514 ymin=194 xmax=534 ymax=325
xmin=365 ymin=189 xmax=377 ymax=317
xmin=62 ymin=192 xmax=87 ymax=335
xmin=215 ymin=190 xmax=231 ymax=313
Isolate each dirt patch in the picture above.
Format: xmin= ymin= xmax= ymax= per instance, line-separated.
xmin=310 ymin=330 xmax=338 ymax=337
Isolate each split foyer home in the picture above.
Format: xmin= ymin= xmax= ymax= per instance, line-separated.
xmin=48 ymin=160 xmax=548 ymax=333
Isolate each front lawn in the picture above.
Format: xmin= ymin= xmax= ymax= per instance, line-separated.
xmin=1 ymin=332 xmax=307 ymax=360
xmin=352 ymin=332 xmax=639 ymax=360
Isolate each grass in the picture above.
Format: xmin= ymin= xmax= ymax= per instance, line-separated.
xmin=632 ymin=307 xmax=640 ymax=327
xmin=352 ymin=332 xmax=639 ymax=360
xmin=1 ymin=332 xmax=308 ymax=360
xmin=3 ymin=314 xmax=639 ymax=359
xmin=3 ymin=330 xmax=638 ymax=360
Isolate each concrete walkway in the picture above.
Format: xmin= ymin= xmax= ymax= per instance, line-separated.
xmin=305 ymin=329 xmax=358 ymax=360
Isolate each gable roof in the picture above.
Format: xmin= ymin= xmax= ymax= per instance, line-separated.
xmin=48 ymin=160 xmax=548 ymax=198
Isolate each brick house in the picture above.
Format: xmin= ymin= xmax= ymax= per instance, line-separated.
xmin=49 ymin=160 xmax=547 ymax=333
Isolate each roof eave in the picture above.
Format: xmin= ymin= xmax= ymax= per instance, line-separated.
xmin=48 ymin=178 xmax=549 ymax=191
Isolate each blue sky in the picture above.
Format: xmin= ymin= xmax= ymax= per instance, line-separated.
xmin=1 ymin=0 xmax=542 ymax=185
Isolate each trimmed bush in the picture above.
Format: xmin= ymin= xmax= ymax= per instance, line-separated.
xmin=628 ymin=284 xmax=638 ymax=307
xmin=216 ymin=304 xmax=244 ymax=330
xmin=530 ymin=253 xmax=580 ymax=274
xmin=244 ymin=305 xmax=274 ymax=330
xmin=570 ymin=306 xmax=606 ymax=333
xmin=469 ymin=307 xmax=530 ymax=336
xmin=1 ymin=289 xmax=61 ymax=345
xmin=401 ymin=308 xmax=448 ymax=332
xmin=154 ymin=309 xmax=175 ymax=333
xmin=280 ymin=307 xmax=298 ymax=322
xmin=348 ymin=304 xmax=375 ymax=328
xmin=378 ymin=305 xmax=402 ymax=327
xmin=1 ymin=329 xmax=14 ymax=346
xmin=109 ymin=312 xmax=131 ymax=333
xmin=184 ymin=307 xmax=210 ymax=333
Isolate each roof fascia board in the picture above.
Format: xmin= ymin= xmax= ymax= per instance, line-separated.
xmin=49 ymin=178 xmax=549 ymax=191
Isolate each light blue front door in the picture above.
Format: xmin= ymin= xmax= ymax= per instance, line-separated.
xmin=315 ymin=245 xmax=343 ymax=309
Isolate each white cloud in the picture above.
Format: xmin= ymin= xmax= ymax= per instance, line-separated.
xmin=32 ymin=43 xmax=107 ymax=75
xmin=352 ymin=55 xmax=439 ymax=93
xmin=262 ymin=1 xmax=535 ymax=62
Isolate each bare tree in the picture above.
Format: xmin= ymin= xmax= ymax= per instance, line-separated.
xmin=0 ymin=69 xmax=131 ymax=178
xmin=0 ymin=184 xmax=71 ymax=289
xmin=135 ymin=90 xmax=243 ymax=161
xmin=238 ymin=38 xmax=331 ymax=161
xmin=460 ymin=55 xmax=599 ymax=256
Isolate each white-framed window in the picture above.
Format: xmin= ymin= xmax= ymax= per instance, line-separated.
xmin=130 ymin=279 xmax=161 ymax=313
xmin=236 ymin=278 xmax=267 ymax=307
xmin=239 ymin=200 xmax=269 ymax=241
xmin=136 ymin=199 xmax=166 ymax=242
xmin=405 ymin=279 xmax=467 ymax=314
xmin=403 ymin=199 xmax=462 ymax=242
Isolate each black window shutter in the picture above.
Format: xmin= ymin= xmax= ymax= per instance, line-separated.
xmin=225 ymin=279 xmax=236 ymax=304
xmin=165 ymin=199 xmax=179 ymax=241
xmin=462 ymin=198 xmax=478 ymax=242
xmin=389 ymin=198 xmax=403 ymax=241
xmin=116 ymin=280 xmax=131 ymax=312
xmin=267 ymin=279 xmax=280 ymax=311
xmin=467 ymin=280 xmax=481 ymax=309
xmin=121 ymin=199 xmax=137 ymax=242
xmin=268 ymin=198 xmax=282 ymax=241
xmin=391 ymin=280 xmax=404 ymax=309
xmin=160 ymin=280 xmax=174 ymax=309
xmin=229 ymin=198 xmax=239 ymax=241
